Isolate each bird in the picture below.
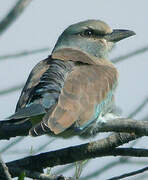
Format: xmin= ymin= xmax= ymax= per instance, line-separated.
xmin=3 ymin=19 xmax=135 ymax=138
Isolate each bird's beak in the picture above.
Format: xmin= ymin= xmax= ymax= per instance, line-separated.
xmin=104 ymin=29 xmax=136 ymax=42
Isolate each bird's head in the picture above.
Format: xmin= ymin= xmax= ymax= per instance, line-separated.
xmin=52 ymin=20 xmax=135 ymax=64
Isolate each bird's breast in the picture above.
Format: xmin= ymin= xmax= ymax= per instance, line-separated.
xmin=69 ymin=64 xmax=118 ymax=132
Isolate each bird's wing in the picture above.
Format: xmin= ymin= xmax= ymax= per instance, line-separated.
xmin=4 ymin=58 xmax=51 ymax=124
xmin=6 ymin=57 xmax=75 ymax=128
xmin=15 ymin=57 xmax=51 ymax=111
xmin=30 ymin=63 xmax=118 ymax=136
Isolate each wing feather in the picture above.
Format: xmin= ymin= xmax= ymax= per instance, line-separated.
xmin=30 ymin=63 xmax=118 ymax=136
xmin=16 ymin=57 xmax=51 ymax=111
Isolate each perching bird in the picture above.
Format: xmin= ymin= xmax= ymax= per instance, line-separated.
xmin=3 ymin=20 xmax=135 ymax=138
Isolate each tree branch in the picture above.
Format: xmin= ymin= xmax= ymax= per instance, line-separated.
xmin=0 ymin=47 xmax=49 ymax=61
xmin=6 ymin=132 xmax=138 ymax=175
xmin=86 ymin=114 xmax=148 ymax=180
xmin=128 ymin=96 xmax=148 ymax=118
xmin=94 ymin=118 xmax=148 ymax=136
xmin=0 ymin=118 xmax=147 ymax=140
xmin=0 ymin=137 xmax=24 ymax=153
xmin=7 ymin=147 xmax=148 ymax=179
xmin=108 ymin=166 xmax=148 ymax=180
xmin=0 ymin=0 xmax=32 ymax=35
xmin=7 ymin=145 xmax=148 ymax=179
xmin=0 ymin=121 xmax=31 ymax=140
xmin=111 ymin=45 xmax=148 ymax=63
xmin=0 ymin=155 xmax=12 ymax=180
xmin=0 ymin=84 xmax=24 ymax=96
xmin=8 ymin=146 xmax=148 ymax=179
xmin=108 ymin=148 xmax=148 ymax=157
xmin=83 ymin=159 xmax=148 ymax=180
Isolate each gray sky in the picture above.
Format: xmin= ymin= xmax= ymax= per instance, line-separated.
xmin=0 ymin=0 xmax=148 ymax=179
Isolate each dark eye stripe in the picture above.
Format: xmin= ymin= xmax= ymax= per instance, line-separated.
xmin=79 ymin=29 xmax=105 ymax=38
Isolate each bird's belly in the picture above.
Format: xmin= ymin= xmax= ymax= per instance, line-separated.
xmin=74 ymin=87 xmax=115 ymax=133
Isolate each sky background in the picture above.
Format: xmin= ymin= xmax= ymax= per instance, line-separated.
xmin=0 ymin=0 xmax=148 ymax=179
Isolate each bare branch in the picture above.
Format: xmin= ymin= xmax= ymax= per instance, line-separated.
xmin=83 ymin=114 xmax=148 ymax=180
xmin=108 ymin=148 xmax=148 ymax=157
xmin=0 ymin=0 xmax=32 ymax=35
xmin=0 ymin=47 xmax=49 ymax=61
xmin=82 ymin=160 xmax=148 ymax=180
xmin=7 ymin=147 xmax=148 ymax=179
xmin=142 ymin=114 xmax=148 ymax=121
xmin=128 ymin=96 xmax=148 ymax=118
xmin=112 ymin=45 xmax=148 ymax=63
xmin=0 ymin=118 xmax=147 ymax=140
xmin=107 ymin=166 xmax=148 ymax=180
xmin=6 ymin=133 xmax=138 ymax=174
xmin=0 ymin=84 xmax=24 ymax=96
xmin=0 ymin=137 xmax=24 ymax=153
xmin=82 ymin=161 xmax=119 ymax=180
xmin=0 ymin=121 xmax=31 ymax=140
xmin=94 ymin=118 xmax=148 ymax=136
xmin=0 ymin=155 xmax=12 ymax=180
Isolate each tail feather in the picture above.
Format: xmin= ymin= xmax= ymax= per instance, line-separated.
xmin=0 ymin=118 xmax=28 ymax=124
xmin=0 ymin=103 xmax=46 ymax=125
xmin=8 ymin=104 xmax=46 ymax=120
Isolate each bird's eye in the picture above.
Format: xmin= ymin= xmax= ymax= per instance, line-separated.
xmin=80 ymin=29 xmax=95 ymax=37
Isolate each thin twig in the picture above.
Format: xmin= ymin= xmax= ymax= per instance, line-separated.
xmin=2 ymin=138 xmax=55 ymax=155
xmin=128 ymin=96 xmax=148 ymax=118
xmin=133 ymin=173 xmax=148 ymax=180
xmin=0 ymin=0 xmax=32 ymax=35
xmin=107 ymin=166 xmax=148 ymax=180
xmin=33 ymin=138 xmax=55 ymax=154
xmin=0 ymin=137 xmax=24 ymax=153
xmin=111 ymin=45 xmax=148 ymax=63
xmin=0 ymin=155 xmax=12 ymax=180
xmin=142 ymin=114 xmax=148 ymax=121
xmin=82 ymin=160 xmax=148 ymax=180
xmin=0 ymin=84 xmax=24 ymax=96
xmin=0 ymin=47 xmax=49 ymax=61
xmin=82 ymin=161 xmax=120 ymax=180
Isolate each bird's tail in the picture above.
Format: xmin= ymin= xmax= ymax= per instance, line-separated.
xmin=0 ymin=118 xmax=28 ymax=125
xmin=0 ymin=103 xmax=46 ymax=125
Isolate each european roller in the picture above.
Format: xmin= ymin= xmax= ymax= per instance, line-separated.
xmin=3 ymin=20 xmax=135 ymax=138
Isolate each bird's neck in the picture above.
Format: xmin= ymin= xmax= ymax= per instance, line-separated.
xmin=52 ymin=47 xmax=116 ymax=69
xmin=95 ymin=57 xmax=116 ymax=68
